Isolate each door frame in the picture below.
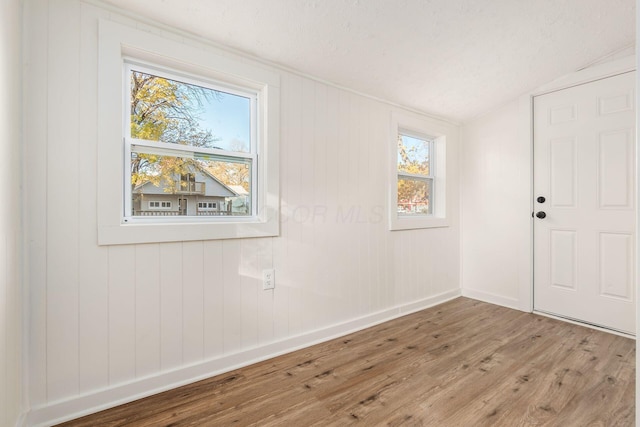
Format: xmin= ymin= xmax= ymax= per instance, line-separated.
xmin=178 ymin=197 xmax=188 ymax=216
xmin=518 ymin=55 xmax=636 ymax=314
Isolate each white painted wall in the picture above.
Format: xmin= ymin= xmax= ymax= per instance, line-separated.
xmin=23 ymin=1 xmax=460 ymax=424
xmin=0 ymin=0 xmax=24 ymax=425
xmin=460 ymin=101 xmax=531 ymax=310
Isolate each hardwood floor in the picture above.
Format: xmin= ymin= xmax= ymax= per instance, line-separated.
xmin=58 ymin=297 xmax=635 ymax=426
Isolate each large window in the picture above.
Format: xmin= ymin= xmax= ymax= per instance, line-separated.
xmin=389 ymin=111 xmax=452 ymax=230
xmin=125 ymin=62 xmax=255 ymax=220
xmin=98 ymin=20 xmax=280 ymax=245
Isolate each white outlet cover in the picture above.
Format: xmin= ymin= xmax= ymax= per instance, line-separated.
xmin=262 ymin=268 xmax=275 ymax=290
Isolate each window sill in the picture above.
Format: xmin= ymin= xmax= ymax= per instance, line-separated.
xmin=389 ymin=215 xmax=449 ymax=231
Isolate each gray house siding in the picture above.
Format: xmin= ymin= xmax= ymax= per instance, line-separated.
xmin=133 ymin=170 xmax=238 ymax=216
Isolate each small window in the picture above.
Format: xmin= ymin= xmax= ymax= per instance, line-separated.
xmin=389 ymin=111 xmax=452 ymax=231
xmin=198 ymin=202 xmax=217 ymax=210
xmin=148 ymin=201 xmax=172 ymax=209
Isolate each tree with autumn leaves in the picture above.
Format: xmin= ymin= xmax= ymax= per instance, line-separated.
xmin=130 ymin=71 xmax=250 ymax=194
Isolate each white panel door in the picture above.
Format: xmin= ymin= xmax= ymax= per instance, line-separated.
xmin=533 ymin=71 xmax=636 ymax=335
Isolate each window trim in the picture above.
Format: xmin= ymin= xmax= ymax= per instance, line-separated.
xmin=97 ymin=19 xmax=280 ymax=245
xmin=389 ymin=111 xmax=451 ymax=230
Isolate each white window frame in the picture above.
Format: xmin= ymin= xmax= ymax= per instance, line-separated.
xmin=389 ymin=110 xmax=452 ymax=230
xmin=97 ymin=19 xmax=280 ymax=245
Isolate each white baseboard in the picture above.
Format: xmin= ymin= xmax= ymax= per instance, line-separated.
xmin=27 ymin=289 xmax=460 ymax=427
xmin=461 ymin=288 xmax=522 ymax=311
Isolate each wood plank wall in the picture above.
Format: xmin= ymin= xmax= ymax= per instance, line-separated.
xmin=24 ymin=0 xmax=460 ymax=423
xmin=1 ymin=0 xmax=24 ymax=425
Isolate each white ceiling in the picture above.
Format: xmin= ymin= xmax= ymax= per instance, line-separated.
xmin=103 ymin=0 xmax=635 ymax=122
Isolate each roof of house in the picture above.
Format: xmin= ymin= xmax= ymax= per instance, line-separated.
xmin=228 ymin=185 xmax=249 ymax=196
xmin=134 ymin=169 xmax=239 ymax=198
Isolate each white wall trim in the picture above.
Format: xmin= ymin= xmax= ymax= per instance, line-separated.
xmin=531 ymin=55 xmax=635 ymax=96
xmin=26 ymin=289 xmax=461 ymax=427
xmin=461 ymin=288 xmax=521 ymax=311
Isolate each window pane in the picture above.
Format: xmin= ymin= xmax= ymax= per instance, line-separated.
xmin=130 ymin=69 xmax=251 ymax=153
xmin=398 ymin=134 xmax=430 ymax=175
xmin=397 ymin=177 xmax=432 ymax=215
xmin=131 ymin=152 xmax=251 ymax=217
xmin=204 ymin=159 xmax=251 ymax=216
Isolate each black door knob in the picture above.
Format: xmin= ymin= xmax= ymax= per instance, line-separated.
xmin=535 ymin=211 xmax=546 ymax=219
xmin=537 ymin=196 xmax=546 ymax=203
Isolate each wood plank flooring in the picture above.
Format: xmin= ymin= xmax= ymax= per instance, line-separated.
xmin=58 ymin=297 xmax=635 ymax=426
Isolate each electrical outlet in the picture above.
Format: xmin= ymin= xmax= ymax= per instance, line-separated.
xmin=263 ymin=268 xmax=275 ymax=290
